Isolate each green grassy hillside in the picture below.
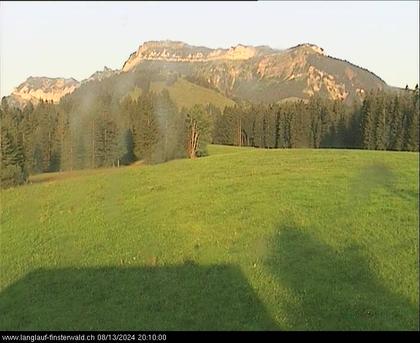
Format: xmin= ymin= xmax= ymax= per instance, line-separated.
xmin=0 ymin=146 xmax=418 ymax=330
xmin=150 ymin=78 xmax=235 ymax=110
xmin=126 ymin=78 xmax=236 ymax=110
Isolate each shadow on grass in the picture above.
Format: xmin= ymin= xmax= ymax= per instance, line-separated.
xmin=349 ymin=163 xmax=419 ymax=203
xmin=0 ymin=264 xmax=278 ymax=331
xmin=265 ymin=225 xmax=419 ymax=330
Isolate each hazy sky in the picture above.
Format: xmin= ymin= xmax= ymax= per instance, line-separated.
xmin=1 ymin=1 xmax=419 ymax=96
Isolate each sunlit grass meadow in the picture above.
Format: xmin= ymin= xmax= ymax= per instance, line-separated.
xmin=0 ymin=145 xmax=418 ymax=330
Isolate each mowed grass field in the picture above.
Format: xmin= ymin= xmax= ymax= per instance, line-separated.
xmin=0 ymin=145 xmax=418 ymax=330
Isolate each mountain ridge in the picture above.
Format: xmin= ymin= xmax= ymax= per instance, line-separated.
xmin=5 ymin=40 xmax=392 ymax=108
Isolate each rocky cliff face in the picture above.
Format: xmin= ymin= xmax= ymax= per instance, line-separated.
xmin=8 ymin=77 xmax=80 ymax=107
xmin=6 ymin=67 xmax=118 ymax=108
xmin=121 ymin=40 xmax=278 ymax=71
xmin=6 ymin=40 xmax=389 ymax=108
xmin=120 ymin=41 xmax=387 ymax=104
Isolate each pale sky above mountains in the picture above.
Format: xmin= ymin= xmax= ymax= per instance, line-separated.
xmin=0 ymin=1 xmax=419 ymax=97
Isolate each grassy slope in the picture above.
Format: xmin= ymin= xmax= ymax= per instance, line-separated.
xmin=150 ymin=78 xmax=235 ymax=110
xmin=0 ymin=146 xmax=418 ymax=330
xmin=126 ymin=78 xmax=235 ymax=110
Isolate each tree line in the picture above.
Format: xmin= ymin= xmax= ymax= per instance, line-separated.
xmin=1 ymin=84 xmax=418 ymax=188
xmin=214 ymin=87 xmax=419 ymax=151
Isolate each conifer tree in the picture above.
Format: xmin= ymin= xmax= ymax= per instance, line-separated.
xmin=388 ymin=95 xmax=403 ymax=150
xmin=132 ymin=93 xmax=159 ymax=163
xmin=0 ymin=108 xmax=27 ymax=188
xmin=361 ymin=92 xmax=376 ymax=149
xmin=374 ymin=91 xmax=387 ymax=150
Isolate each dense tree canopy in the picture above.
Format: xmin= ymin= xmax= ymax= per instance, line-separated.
xmin=213 ymin=89 xmax=419 ymax=152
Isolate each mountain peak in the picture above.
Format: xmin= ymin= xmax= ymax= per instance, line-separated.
xmin=11 ymin=76 xmax=80 ymax=106
xmin=83 ymin=66 xmax=119 ymax=84
xmin=142 ymin=40 xmax=189 ymax=48
xmin=121 ymin=40 xmax=326 ymax=73
xmin=289 ymin=43 xmax=325 ymax=55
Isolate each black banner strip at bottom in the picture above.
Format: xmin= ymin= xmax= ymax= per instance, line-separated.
xmin=1 ymin=331 xmax=419 ymax=342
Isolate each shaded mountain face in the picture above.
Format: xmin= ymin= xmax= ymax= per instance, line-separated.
xmin=82 ymin=66 xmax=119 ymax=84
xmin=6 ymin=40 xmax=389 ymax=108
